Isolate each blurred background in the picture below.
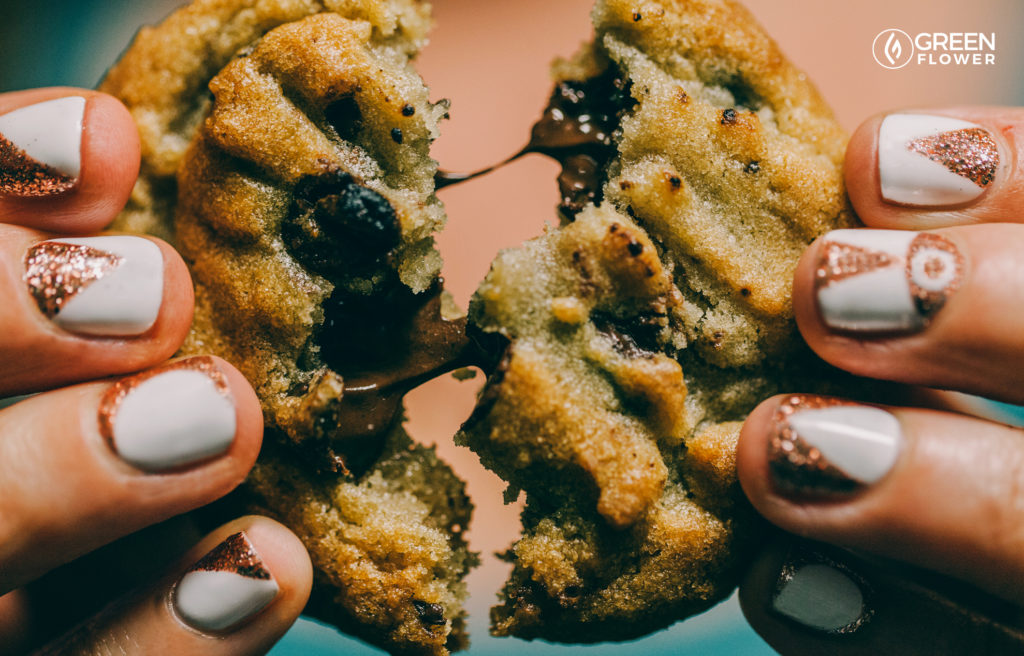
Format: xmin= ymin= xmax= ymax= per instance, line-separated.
xmin=2 ymin=0 xmax=1023 ymax=653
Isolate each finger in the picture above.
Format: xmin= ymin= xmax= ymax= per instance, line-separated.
xmin=845 ymin=107 xmax=1023 ymax=230
xmin=6 ymin=515 xmax=204 ymax=652
xmin=36 ymin=517 xmax=312 ymax=656
xmin=794 ymin=224 xmax=1024 ymax=404
xmin=739 ymin=536 xmax=1024 ymax=655
xmin=0 ymin=356 xmax=262 ymax=593
xmin=0 ymin=88 xmax=140 ymax=232
xmin=0 ymin=227 xmax=193 ymax=395
xmin=738 ymin=394 xmax=1024 ymax=605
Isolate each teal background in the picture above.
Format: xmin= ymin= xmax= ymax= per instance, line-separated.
xmin=2 ymin=2 xmax=1022 ymax=655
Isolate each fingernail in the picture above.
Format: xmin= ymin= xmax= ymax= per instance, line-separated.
xmin=99 ymin=356 xmax=236 ymax=471
xmin=769 ymin=395 xmax=902 ymax=495
xmin=25 ymin=236 xmax=164 ymax=336
xmin=771 ymin=546 xmax=871 ymax=633
xmin=0 ymin=96 xmax=85 ymax=197
xmin=173 ymin=532 xmax=279 ymax=632
xmin=814 ymin=229 xmax=962 ymax=333
xmin=879 ymin=113 xmax=999 ymax=206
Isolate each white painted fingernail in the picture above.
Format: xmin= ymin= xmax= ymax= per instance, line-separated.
xmin=174 ymin=532 xmax=278 ymax=632
xmin=769 ymin=395 xmax=902 ymax=495
xmin=25 ymin=236 xmax=164 ymax=337
xmin=814 ymin=229 xmax=962 ymax=333
xmin=879 ymin=113 xmax=999 ymax=206
xmin=0 ymin=96 xmax=85 ymax=196
xmin=99 ymin=357 xmax=236 ymax=471
xmin=772 ymin=560 xmax=867 ymax=633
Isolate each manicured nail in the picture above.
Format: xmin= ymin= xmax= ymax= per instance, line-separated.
xmin=25 ymin=236 xmax=163 ymax=336
xmin=769 ymin=395 xmax=902 ymax=495
xmin=879 ymin=113 xmax=999 ymax=206
xmin=771 ymin=547 xmax=870 ymax=633
xmin=0 ymin=96 xmax=85 ymax=196
xmin=814 ymin=229 xmax=962 ymax=333
xmin=99 ymin=357 xmax=236 ymax=471
xmin=173 ymin=532 xmax=279 ymax=632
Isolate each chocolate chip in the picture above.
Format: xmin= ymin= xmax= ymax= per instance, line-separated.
xmin=627 ymin=240 xmax=644 ymax=256
xmin=740 ymin=287 xmax=751 ymax=297
xmin=669 ymin=175 xmax=682 ymax=189
xmin=283 ymin=169 xmax=400 ymax=277
xmin=391 ymin=127 xmax=404 ymax=144
xmin=592 ymin=313 xmax=662 ymax=358
xmin=401 ymin=104 xmax=416 ymax=116
xmin=412 ymin=600 xmax=446 ymax=626
xmin=745 ymin=160 xmax=760 ymax=174
xmin=632 ymin=11 xmax=642 ymax=21
xmin=721 ymin=108 xmax=737 ymax=125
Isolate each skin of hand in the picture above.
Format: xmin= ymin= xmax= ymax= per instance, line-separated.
xmin=0 ymin=88 xmax=312 ymax=655
xmin=736 ymin=107 xmax=1024 ymax=654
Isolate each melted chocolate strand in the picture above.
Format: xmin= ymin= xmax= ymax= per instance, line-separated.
xmin=437 ymin=65 xmax=633 ymax=219
xmin=299 ymin=67 xmax=632 ymax=472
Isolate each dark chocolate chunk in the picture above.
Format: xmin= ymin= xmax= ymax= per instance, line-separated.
xmin=412 ymin=600 xmax=447 ymax=627
xmin=401 ymin=104 xmax=416 ymax=117
xmin=283 ymin=169 xmax=401 ymax=278
xmin=721 ymin=108 xmax=737 ymax=125
xmin=391 ymin=127 xmax=404 ymax=144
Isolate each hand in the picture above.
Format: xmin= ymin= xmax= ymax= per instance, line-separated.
xmin=736 ymin=108 xmax=1024 ymax=653
xmin=0 ymin=88 xmax=312 ymax=655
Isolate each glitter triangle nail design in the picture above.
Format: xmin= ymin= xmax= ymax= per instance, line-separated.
xmin=814 ymin=230 xmax=962 ymax=333
xmin=187 ymin=532 xmax=272 ymax=580
xmin=174 ymin=531 xmax=279 ymax=632
xmin=0 ymin=134 xmax=76 ymax=196
xmin=25 ymin=242 xmax=124 ymax=319
xmin=0 ymin=96 xmax=85 ymax=197
xmin=907 ymin=127 xmax=998 ymax=189
xmin=768 ymin=395 xmax=902 ymax=496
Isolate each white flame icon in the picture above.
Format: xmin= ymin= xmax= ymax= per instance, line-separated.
xmin=873 ymin=29 xmax=914 ymax=69
xmin=885 ymin=32 xmax=901 ymax=65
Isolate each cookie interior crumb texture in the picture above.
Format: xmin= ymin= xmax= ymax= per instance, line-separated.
xmin=457 ymin=0 xmax=865 ymax=641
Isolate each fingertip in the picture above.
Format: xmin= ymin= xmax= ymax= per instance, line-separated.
xmin=239 ymin=516 xmax=314 ymax=611
xmin=0 ymin=88 xmax=140 ymax=233
xmin=737 ymin=395 xmax=783 ymax=505
xmin=207 ymin=356 xmax=264 ymax=475
xmin=844 ymin=114 xmax=882 ymax=224
xmin=145 ymin=236 xmax=195 ymax=363
xmin=74 ymin=92 xmax=141 ymax=232
xmin=171 ymin=516 xmax=312 ymax=649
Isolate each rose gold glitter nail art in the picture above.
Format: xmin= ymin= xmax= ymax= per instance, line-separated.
xmin=906 ymin=233 xmax=962 ymax=319
xmin=98 ymin=356 xmax=230 ymax=453
xmin=815 ymin=241 xmax=896 ymax=289
xmin=188 ymin=532 xmax=273 ymax=580
xmin=768 ymin=395 xmax=861 ymax=495
xmin=24 ymin=242 xmax=123 ymax=319
xmin=908 ymin=127 xmax=999 ymax=188
xmin=0 ymin=134 xmax=77 ymax=197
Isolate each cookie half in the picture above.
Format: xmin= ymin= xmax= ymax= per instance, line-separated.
xmin=459 ymin=0 xmax=864 ymax=641
xmin=102 ymin=2 xmax=477 ymax=654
